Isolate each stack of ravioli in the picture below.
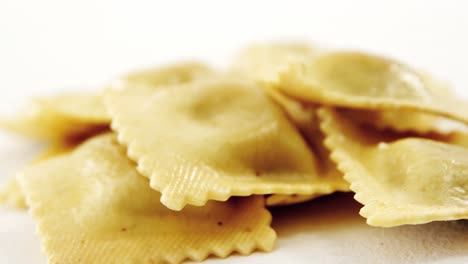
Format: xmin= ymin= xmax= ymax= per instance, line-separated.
xmin=1 ymin=43 xmax=467 ymax=263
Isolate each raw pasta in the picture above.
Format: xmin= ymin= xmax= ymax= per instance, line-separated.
xmin=280 ymin=52 xmax=468 ymax=124
xmin=3 ymin=41 xmax=468 ymax=264
xmin=1 ymin=63 xmax=214 ymax=211
xmin=17 ymin=134 xmax=276 ymax=264
xmin=264 ymin=87 xmax=349 ymax=206
xmin=106 ymin=77 xmax=342 ymax=210
xmin=0 ymin=63 xmax=213 ymax=142
xmin=318 ymin=107 xmax=468 ymax=227
xmin=232 ymin=43 xmax=467 ymax=133
xmin=347 ymin=75 xmax=465 ymax=133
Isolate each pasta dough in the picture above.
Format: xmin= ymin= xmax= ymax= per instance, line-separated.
xmin=17 ymin=134 xmax=276 ymax=264
xmin=1 ymin=62 xmax=214 ymax=210
xmin=280 ymin=51 xmax=468 ymax=124
xmin=232 ymin=43 xmax=467 ymax=133
xmin=264 ymin=88 xmax=349 ymax=206
xmin=106 ymin=77 xmax=342 ymax=210
xmin=0 ymin=94 xmax=109 ymax=141
xmin=0 ymin=63 xmax=212 ymax=142
xmin=347 ymin=75 xmax=466 ymax=133
xmin=318 ymin=107 xmax=468 ymax=227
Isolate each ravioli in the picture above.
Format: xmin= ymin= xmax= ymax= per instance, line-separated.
xmin=1 ymin=63 xmax=213 ymax=142
xmin=0 ymin=94 xmax=110 ymax=141
xmin=0 ymin=63 xmax=213 ymax=210
xmin=17 ymin=134 xmax=276 ymax=264
xmin=264 ymin=88 xmax=349 ymax=206
xmin=279 ymin=51 xmax=468 ymax=124
xmin=106 ymin=77 xmax=341 ymax=210
xmin=318 ymin=107 xmax=468 ymax=227
xmin=336 ymin=75 xmax=466 ymax=133
xmin=232 ymin=44 xmax=468 ymax=133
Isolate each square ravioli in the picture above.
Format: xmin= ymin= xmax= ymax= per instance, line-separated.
xmin=318 ymin=108 xmax=468 ymax=227
xmin=18 ymin=134 xmax=276 ymax=264
xmin=279 ymin=51 xmax=468 ymax=124
xmin=106 ymin=77 xmax=343 ymax=211
xmin=231 ymin=43 xmax=468 ymax=132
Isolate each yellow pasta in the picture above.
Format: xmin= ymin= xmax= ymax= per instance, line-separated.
xmin=335 ymin=76 xmax=466 ymax=133
xmin=0 ymin=94 xmax=109 ymax=141
xmin=1 ymin=63 xmax=213 ymax=210
xmin=4 ymin=41 xmax=468 ymax=263
xmin=106 ymin=77 xmax=342 ymax=210
xmin=264 ymin=88 xmax=349 ymax=206
xmin=17 ymin=134 xmax=276 ymax=264
xmin=318 ymin=107 xmax=468 ymax=227
xmin=1 ymin=63 xmax=212 ymax=142
xmin=232 ymin=43 xmax=467 ymax=133
xmin=280 ymin=51 xmax=468 ymax=124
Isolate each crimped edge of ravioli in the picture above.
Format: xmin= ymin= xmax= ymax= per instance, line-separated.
xmin=113 ymin=118 xmax=342 ymax=210
xmin=18 ymin=148 xmax=277 ymax=264
xmin=105 ymin=81 xmax=346 ymax=210
xmin=42 ymin=203 xmax=275 ymax=263
xmin=317 ymin=107 xmax=468 ymax=227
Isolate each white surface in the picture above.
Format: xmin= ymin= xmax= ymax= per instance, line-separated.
xmin=0 ymin=0 xmax=467 ymax=263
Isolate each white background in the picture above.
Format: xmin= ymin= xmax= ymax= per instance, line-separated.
xmin=0 ymin=0 xmax=467 ymax=263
